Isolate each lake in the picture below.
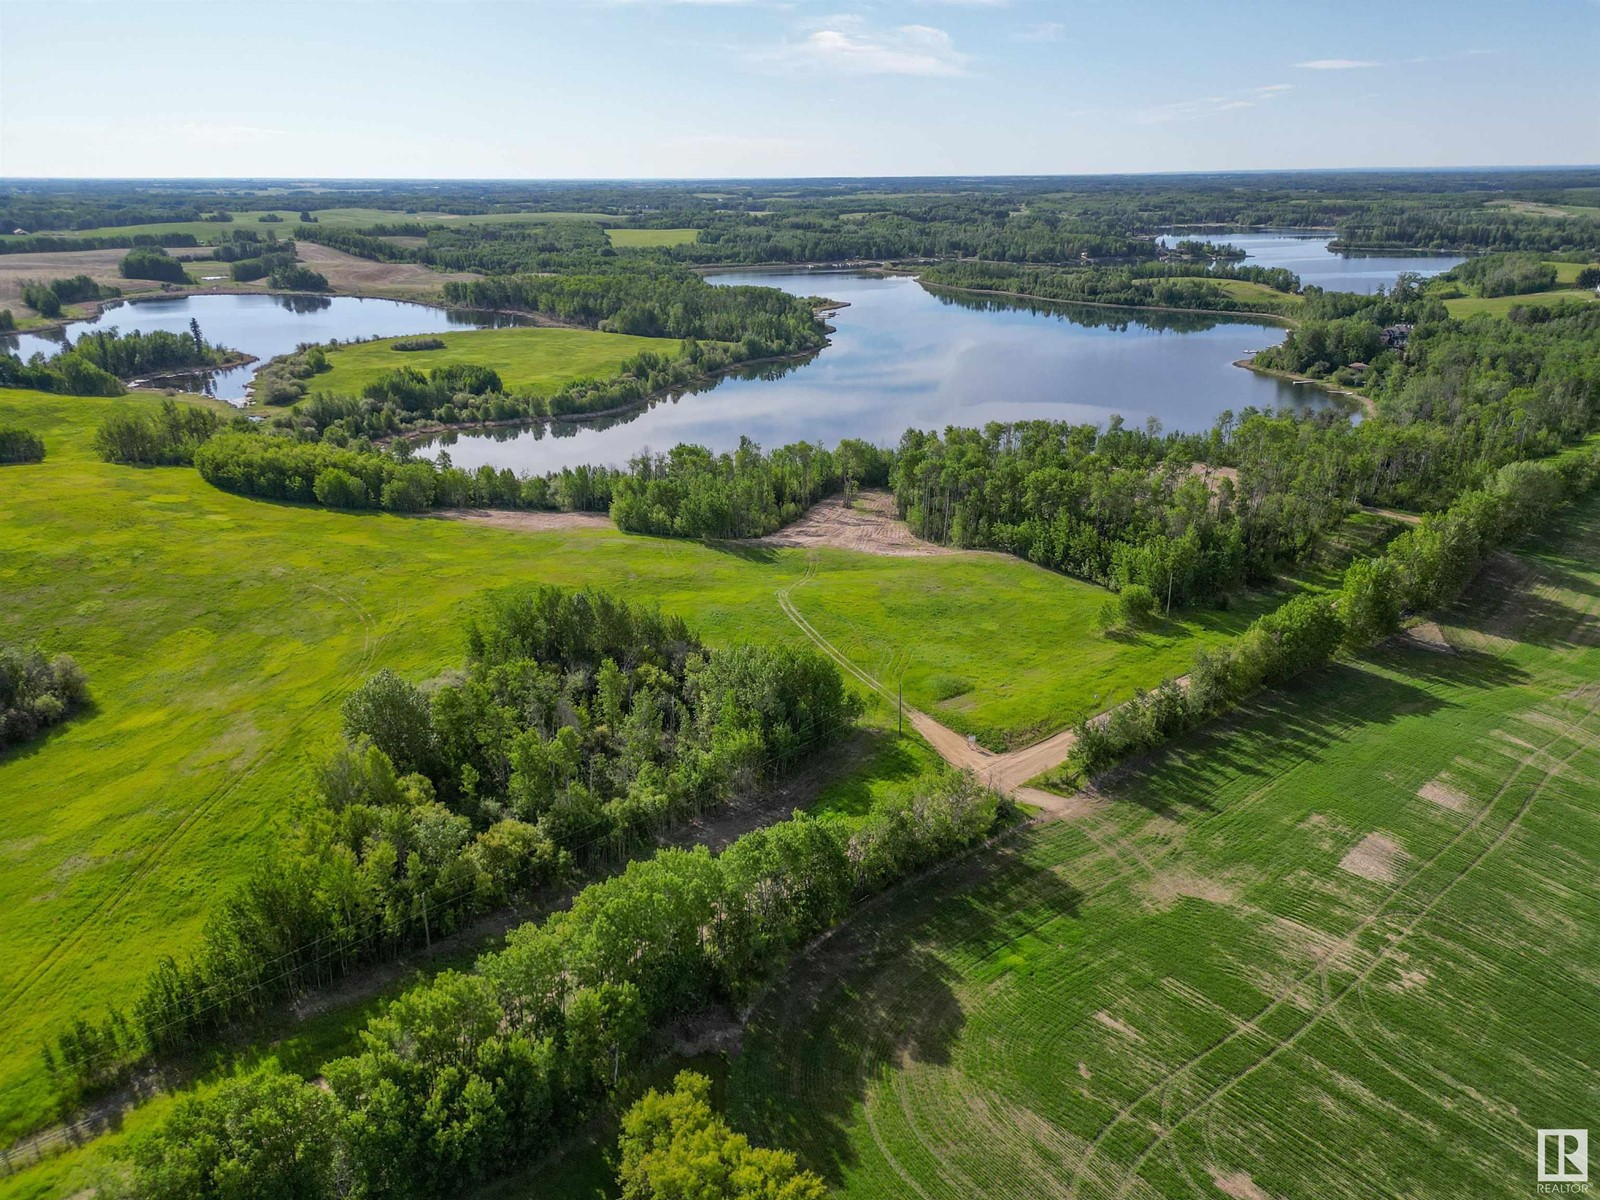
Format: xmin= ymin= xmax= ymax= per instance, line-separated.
xmin=420 ymin=270 xmax=1320 ymax=474
xmin=1 ymin=293 xmax=522 ymax=402
xmin=1158 ymin=230 xmax=1465 ymax=293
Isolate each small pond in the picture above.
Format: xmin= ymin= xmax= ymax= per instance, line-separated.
xmin=1 ymin=293 xmax=524 ymax=403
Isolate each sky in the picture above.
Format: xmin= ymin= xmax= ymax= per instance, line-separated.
xmin=1 ymin=0 xmax=1596 ymax=178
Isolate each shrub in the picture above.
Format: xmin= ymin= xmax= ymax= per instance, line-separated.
xmin=391 ymin=336 xmax=446 ymax=352
xmin=119 ymin=247 xmax=187 ymax=283
xmin=312 ymin=466 xmax=371 ymax=509
xmin=0 ymin=424 xmax=44 ymax=463
xmin=1 ymin=642 xmax=88 ymax=748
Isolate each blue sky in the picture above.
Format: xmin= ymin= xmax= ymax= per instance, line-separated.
xmin=1 ymin=0 xmax=1595 ymax=178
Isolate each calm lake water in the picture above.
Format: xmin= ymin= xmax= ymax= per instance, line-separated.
xmin=1158 ymin=231 xmax=1465 ymax=293
xmin=420 ymin=271 xmax=1320 ymax=474
xmin=1 ymin=293 xmax=521 ymax=402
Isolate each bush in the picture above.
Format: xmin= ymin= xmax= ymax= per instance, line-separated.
xmin=1 ymin=642 xmax=88 ymax=748
xmin=0 ymin=424 xmax=44 ymax=463
xmin=391 ymin=336 xmax=446 ymax=352
xmin=1118 ymin=583 xmax=1158 ymax=626
xmin=119 ymin=247 xmax=187 ymax=283
xmin=94 ymin=400 xmax=223 ymax=466
xmin=312 ymin=466 xmax=371 ymax=509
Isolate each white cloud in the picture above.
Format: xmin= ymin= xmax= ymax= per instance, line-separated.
xmin=1015 ymin=21 xmax=1066 ymax=42
xmin=1295 ymin=58 xmax=1381 ymax=70
xmin=1135 ymin=84 xmax=1291 ymax=124
xmin=762 ymin=18 xmax=969 ymax=76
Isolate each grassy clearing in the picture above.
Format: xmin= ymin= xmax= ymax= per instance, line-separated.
xmin=725 ymin=493 xmax=1600 ymax=1200
xmin=312 ymin=326 xmax=684 ymax=396
xmin=604 ymin=228 xmax=700 ymax=249
xmin=1210 ymin=278 xmax=1303 ymax=309
xmin=0 ymin=387 xmax=1253 ymax=1146
xmin=792 ymin=512 xmax=1401 ymax=750
xmin=1444 ymin=287 xmax=1598 ymax=318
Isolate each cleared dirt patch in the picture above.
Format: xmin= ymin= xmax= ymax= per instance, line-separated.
xmin=1418 ymin=777 xmax=1471 ymax=813
xmin=293 ymin=241 xmax=481 ymax=300
xmin=1141 ymin=868 xmax=1237 ymax=909
xmin=1208 ymin=1167 xmax=1274 ymax=1200
xmin=1338 ymin=833 xmax=1405 ymax=883
xmin=752 ymin=490 xmax=951 ymax=558
xmin=1092 ymin=1010 xmax=1144 ymax=1042
xmin=429 ymin=509 xmax=612 ymax=534
xmin=1398 ymin=620 xmax=1453 ymax=653
xmin=0 ymin=248 xmax=169 ymax=313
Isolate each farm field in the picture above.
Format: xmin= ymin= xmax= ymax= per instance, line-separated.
xmin=0 ymin=387 xmax=1249 ymax=1146
xmin=725 ymin=494 xmax=1600 ymax=1200
xmin=605 ymin=227 xmax=700 ymax=248
xmin=311 ymin=326 xmax=684 ymax=396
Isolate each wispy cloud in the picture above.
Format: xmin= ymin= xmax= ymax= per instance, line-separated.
xmin=1014 ymin=21 xmax=1066 ymax=42
xmin=1134 ymin=83 xmax=1291 ymax=124
xmin=1296 ymin=58 xmax=1381 ymax=70
xmin=759 ymin=18 xmax=969 ymax=76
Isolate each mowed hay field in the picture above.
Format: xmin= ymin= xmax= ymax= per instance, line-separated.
xmin=731 ymin=496 xmax=1600 ymax=1200
xmin=605 ymin=228 xmax=700 ymax=248
xmin=312 ymin=326 xmax=684 ymax=396
xmin=0 ymin=388 xmax=1226 ymax=1143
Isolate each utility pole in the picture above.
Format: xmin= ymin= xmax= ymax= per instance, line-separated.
xmin=421 ymin=892 xmax=431 ymax=950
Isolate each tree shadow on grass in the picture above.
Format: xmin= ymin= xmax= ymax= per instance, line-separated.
xmin=733 ymin=832 xmax=1084 ymax=1186
xmin=1446 ymin=584 xmax=1598 ymax=653
xmin=700 ymin=540 xmax=781 ymax=566
xmin=1104 ymin=647 xmax=1528 ymax=819
xmin=0 ymin=697 xmax=100 ymax=769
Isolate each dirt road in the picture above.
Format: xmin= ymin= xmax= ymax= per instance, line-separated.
xmin=777 ymin=562 xmax=1097 ymax=817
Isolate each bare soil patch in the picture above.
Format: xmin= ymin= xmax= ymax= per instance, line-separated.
xmin=1418 ymin=776 xmax=1471 ymax=813
xmin=428 ymin=509 xmax=613 ymax=534
xmin=1397 ymin=620 xmax=1453 ymax=653
xmin=0 ymin=248 xmax=169 ymax=313
xmin=1208 ymin=1167 xmax=1274 ymax=1200
xmin=752 ymin=490 xmax=951 ymax=558
xmin=293 ymin=241 xmax=481 ymax=299
xmin=1092 ymin=1010 xmax=1144 ymax=1042
xmin=1338 ymin=833 xmax=1406 ymax=883
xmin=1141 ymin=868 xmax=1237 ymax=909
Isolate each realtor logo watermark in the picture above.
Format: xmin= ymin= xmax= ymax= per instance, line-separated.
xmin=1539 ymin=1130 xmax=1590 ymax=1194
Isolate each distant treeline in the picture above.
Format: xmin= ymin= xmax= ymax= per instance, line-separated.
xmin=441 ymin=269 xmax=827 ymax=356
xmin=917 ymin=259 xmax=1300 ymax=317
xmin=0 ymin=232 xmax=200 ymax=255
xmin=49 ymin=588 xmax=863 ymax=1104
xmin=19 ymin=275 xmax=118 ymax=317
xmin=1439 ymin=252 xmax=1560 ymax=298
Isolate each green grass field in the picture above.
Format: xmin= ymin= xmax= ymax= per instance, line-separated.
xmin=604 ymin=228 xmax=700 ymax=248
xmin=723 ymin=494 xmax=1600 ymax=1200
xmin=1438 ymin=260 xmax=1599 ymax=318
xmin=311 ymin=326 xmax=683 ymax=396
xmin=0 ymin=387 xmax=1267 ymax=1150
xmin=1210 ymin=278 xmax=1303 ymax=310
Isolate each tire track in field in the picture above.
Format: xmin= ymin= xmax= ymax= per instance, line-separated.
xmin=1106 ymin=688 xmax=1600 ymax=1200
xmin=1065 ymin=679 xmax=1598 ymax=1200
xmin=0 ymin=581 xmax=384 ymax=1020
